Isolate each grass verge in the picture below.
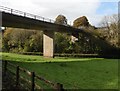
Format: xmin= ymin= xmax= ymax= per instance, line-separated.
xmin=1 ymin=52 xmax=119 ymax=89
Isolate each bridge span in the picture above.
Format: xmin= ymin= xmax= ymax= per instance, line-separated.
xmin=0 ymin=6 xmax=83 ymax=57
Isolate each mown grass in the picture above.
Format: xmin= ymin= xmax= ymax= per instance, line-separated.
xmin=1 ymin=52 xmax=119 ymax=89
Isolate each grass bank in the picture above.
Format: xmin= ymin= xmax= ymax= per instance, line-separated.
xmin=1 ymin=52 xmax=119 ymax=89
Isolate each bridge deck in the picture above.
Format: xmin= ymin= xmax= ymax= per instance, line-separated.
xmin=1 ymin=12 xmax=82 ymax=33
xmin=0 ymin=5 xmax=83 ymax=33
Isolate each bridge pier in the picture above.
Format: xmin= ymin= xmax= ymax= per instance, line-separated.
xmin=43 ymin=30 xmax=54 ymax=58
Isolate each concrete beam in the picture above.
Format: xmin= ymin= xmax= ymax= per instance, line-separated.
xmin=43 ymin=30 xmax=54 ymax=58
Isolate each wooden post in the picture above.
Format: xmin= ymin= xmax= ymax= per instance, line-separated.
xmin=31 ymin=72 xmax=35 ymax=91
xmin=16 ymin=66 xmax=19 ymax=87
xmin=55 ymin=83 xmax=64 ymax=91
xmin=4 ymin=61 xmax=7 ymax=76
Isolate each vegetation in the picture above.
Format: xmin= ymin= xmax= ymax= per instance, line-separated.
xmin=2 ymin=28 xmax=43 ymax=52
xmin=99 ymin=14 xmax=119 ymax=48
xmin=0 ymin=30 xmax=2 ymax=52
xmin=1 ymin=52 xmax=118 ymax=89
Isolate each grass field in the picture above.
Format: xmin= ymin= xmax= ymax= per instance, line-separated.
xmin=1 ymin=52 xmax=119 ymax=89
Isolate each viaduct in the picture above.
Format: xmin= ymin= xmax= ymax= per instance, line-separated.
xmin=0 ymin=6 xmax=84 ymax=58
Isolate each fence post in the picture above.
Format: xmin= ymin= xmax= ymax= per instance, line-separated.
xmin=55 ymin=83 xmax=64 ymax=91
xmin=4 ymin=61 xmax=7 ymax=76
xmin=16 ymin=66 xmax=19 ymax=87
xmin=31 ymin=72 xmax=35 ymax=91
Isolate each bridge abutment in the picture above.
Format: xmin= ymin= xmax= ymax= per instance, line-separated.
xmin=43 ymin=30 xmax=54 ymax=58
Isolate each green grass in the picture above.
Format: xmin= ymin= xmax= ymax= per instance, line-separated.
xmin=1 ymin=52 xmax=119 ymax=89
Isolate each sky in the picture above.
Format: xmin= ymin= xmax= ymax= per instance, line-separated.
xmin=0 ymin=0 xmax=119 ymax=26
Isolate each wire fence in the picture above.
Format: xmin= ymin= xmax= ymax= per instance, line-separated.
xmin=3 ymin=60 xmax=64 ymax=90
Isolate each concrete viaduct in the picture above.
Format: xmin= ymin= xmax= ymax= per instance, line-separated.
xmin=0 ymin=6 xmax=84 ymax=58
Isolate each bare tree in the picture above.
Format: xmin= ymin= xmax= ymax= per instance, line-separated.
xmin=99 ymin=14 xmax=119 ymax=48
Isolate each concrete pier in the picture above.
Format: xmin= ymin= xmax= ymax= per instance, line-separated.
xmin=43 ymin=30 xmax=54 ymax=57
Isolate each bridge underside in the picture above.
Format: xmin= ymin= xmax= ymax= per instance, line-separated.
xmin=2 ymin=12 xmax=82 ymax=57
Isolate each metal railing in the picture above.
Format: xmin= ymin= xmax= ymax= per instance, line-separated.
xmin=0 ymin=6 xmax=72 ymax=26
xmin=0 ymin=6 xmax=55 ymax=23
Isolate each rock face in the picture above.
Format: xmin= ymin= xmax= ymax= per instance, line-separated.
xmin=73 ymin=16 xmax=89 ymax=28
xmin=55 ymin=15 xmax=67 ymax=25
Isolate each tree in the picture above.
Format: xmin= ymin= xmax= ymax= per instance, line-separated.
xmin=2 ymin=28 xmax=13 ymax=52
xmin=2 ymin=28 xmax=43 ymax=52
xmin=55 ymin=15 xmax=67 ymax=25
xmin=25 ymin=31 xmax=43 ymax=52
xmin=99 ymin=14 xmax=119 ymax=48
xmin=54 ymin=32 xmax=70 ymax=53
xmin=73 ymin=16 xmax=89 ymax=28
